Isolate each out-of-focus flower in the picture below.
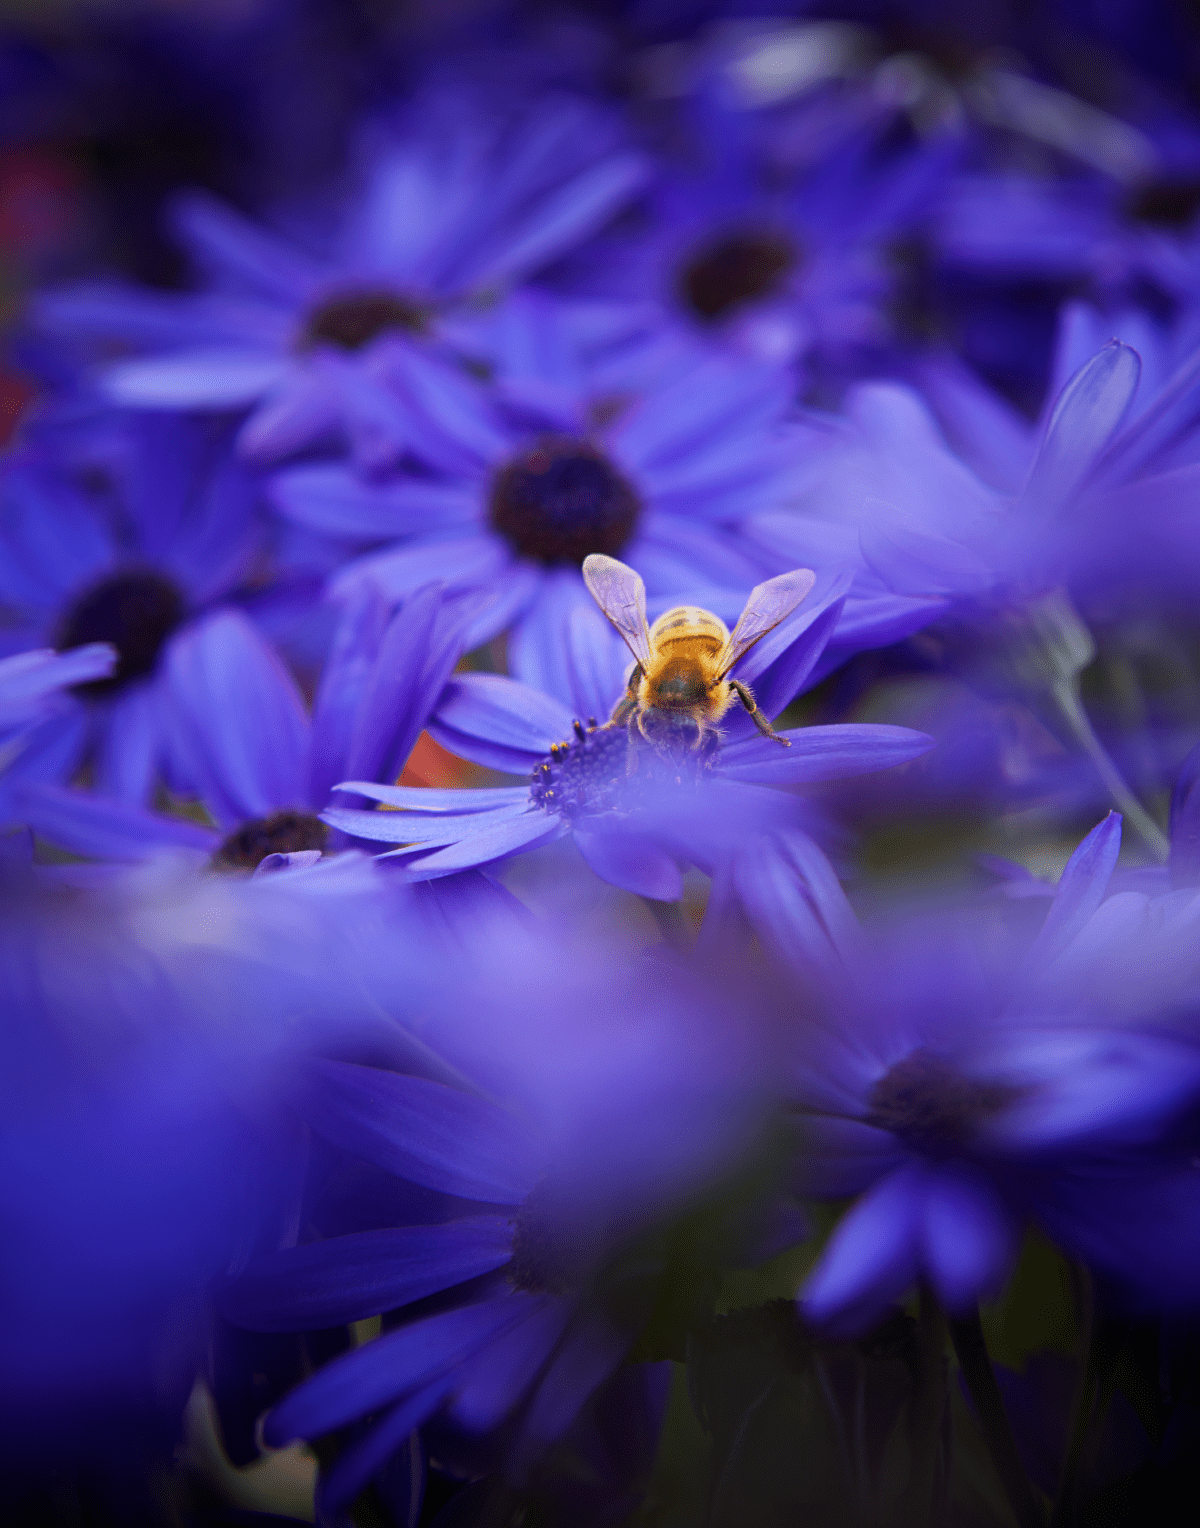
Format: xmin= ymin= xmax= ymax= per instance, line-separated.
xmin=274 ymin=299 xmax=939 ymax=705
xmin=217 ymin=915 xmax=774 ymax=1521
xmin=324 ymin=570 xmax=931 ymax=896
xmin=0 ymin=409 xmax=268 ymax=804
xmin=32 ymin=87 xmax=650 ymax=472
xmin=17 ymin=580 xmax=476 ymax=870
xmin=0 ymin=642 xmax=113 ymax=818
xmin=776 ymin=814 xmax=1200 ymax=1332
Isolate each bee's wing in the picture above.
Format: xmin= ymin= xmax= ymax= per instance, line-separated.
xmin=716 ymin=568 xmax=817 ymax=677
xmin=582 ymin=554 xmax=652 ymax=666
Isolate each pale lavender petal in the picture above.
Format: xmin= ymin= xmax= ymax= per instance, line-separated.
xmin=100 ymin=350 xmax=287 ymax=409
xmin=1027 ymin=811 xmax=1122 ymax=965
xmin=334 ymin=783 xmax=528 ymax=813
xmin=331 ymin=536 xmax=506 ymax=606
xmin=324 ymin=802 xmax=531 ymax=846
xmin=271 ymin=466 xmax=476 ymax=540
xmin=237 ymin=364 xmax=341 ymax=462
xmin=399 ymin=810 xmax=563 ymax=877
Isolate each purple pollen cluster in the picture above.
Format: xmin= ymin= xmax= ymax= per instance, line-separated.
xmin=528 ymin=721 xmax=628 ymax=819
xmin=488 ymin=437 xmax=641 ymax=565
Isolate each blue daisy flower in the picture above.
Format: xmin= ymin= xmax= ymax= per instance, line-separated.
xmin=32 ymin=86 xmax=650 ymax=473
xmin=323 ymin=566 xmax=933 ymax=898
xmin=550 ymin=80 xmax=956 ymax=377
xmin=272 ymin=303 xmax=938 ymax=706
xmin=16 ymin=580 xmax=477 ymax=871
xmin=0 ymin=409 xmax=267 ymax=804
xmin=761 ymin=814 xmax=1200 ymax=1333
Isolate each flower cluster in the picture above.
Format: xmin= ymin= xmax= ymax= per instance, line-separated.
xmin=6 ymin=4 xmax=1200 ymax=1526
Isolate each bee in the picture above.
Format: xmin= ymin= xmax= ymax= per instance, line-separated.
xmin=582 ymin=553 xmax=816 ymax=761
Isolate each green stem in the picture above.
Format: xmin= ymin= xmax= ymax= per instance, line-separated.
xmin=1050 ymin=679 xmax=1169 ymax=861
xmin=948 ymin=1308 xmax=1044 ymax=1528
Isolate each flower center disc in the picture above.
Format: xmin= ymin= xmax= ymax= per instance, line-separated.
xmin=303 ymin=288 xmax=428 ymax=350
xmin=56 ymin=570 xmax=185 ymax=698
xmin=212 ymin=810 xmax=328 ymax=872
xmin=866 ymin=1048 xmax=1017 ymax=1159
xmin=680 ymin=229 xmax=797 ymax=321
xmin=489 ymin=436 xmax=641 ymax=566
xmin=1125 ymin=177 xmax=1200 ymax=229
xmin=529 ymin=723 xmax=630 ymax=819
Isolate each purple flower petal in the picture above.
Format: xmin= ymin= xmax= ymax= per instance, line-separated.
xmin=316 ymin=1377 xmax=451 ymax=1524
xmin=15 ymin=783 xmax=216 ymax=861
xmin=574 ymin=828 xmax=683 ymax=902
xmin=335 ymin=783 xmax=528 ymax=813
xmin=164 ymin=612 xmax=309 ymax=827
xmin=170 ymin=190 xmax=321 ymax=302
xmin=399 ymin=809 xmax=564 ymax=878
xmin=92 ymin=681 xmax=160 ymax=804
xmin=449 ymin=1296 xmax=570 ymax=1432
xmin=265 ymin=1296 xmax=523 ymax=1445
xmin=514 ymin=1305 xmax=636 ymax=1465
xmin=800 ymin=1167 xmax=923 ymax=1334
xmin=302 ymin=1059 xmax=539 ymax=1203
xmin=921 ymin=1169 xmax=1016 ymax=1314
xmin=237 ymin=363 xmax=341 ymax=462
xmin=323 ymin=801 xmax=530 ymax=846
xmin=719 ymin=724 xmax=934 ymax=785
xmin=101 ymin=350 xmax=288 ymax=410
xmin=1023 ymin=340 xmax=1141 ymax=510
xmin=271 ymin=466 xmax=477 ymax=540
xmin=331 ymin=535 xmax=506 ymax=607
xmin=430 ymin=674 xmax=574 ymax=773
xmin=1026 ymin=811 xmax=1122 ymax=966
xmin=218 ymin=1220 xmax=514 ymax=1331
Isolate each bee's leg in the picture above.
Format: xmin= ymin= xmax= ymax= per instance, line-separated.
xmin=698 ymin=726 xmax=722 ymax=767
xmin=603 ymin=664 xmax=643 ymax=730
xmin=729 ymin=678 xmax=790 ymax=746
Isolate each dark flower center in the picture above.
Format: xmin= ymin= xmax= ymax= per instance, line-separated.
xmin=488 ymin=436 xmax=641 ymax=567
xmin=866 ymin=1048 xmax=1018 ymax=1159
xmin=56 ymin=570 xmax=185 ymax=699
xmin=508 ymin=1180 xmax=594 ymax=1296
xmin=303 ymin=288 xmax=428 ymax=351
xmin=680 ymin=229 xmax=797 ymax=322
xmin=211 ymin=810 xmax=327 ymax=872
xmin=1125 ymin=177 xmax=1200 ymax=230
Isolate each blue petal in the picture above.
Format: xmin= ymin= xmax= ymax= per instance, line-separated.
xmin=218 ymin=1220 xmax=514 ymax=1331
xmin=271 ymin=466 xmax=476 ymax=540
xmin=399 ymin=809 xmax=563 ymax=878
xmin=719 ymin=724 xmax=935 ymax=784
xmin=430 ymin=674 xmax=574 ymax=772
xmin=92 ymin=681 xmax=160 ymax=804
xmin=514 ymin=1306 xmax=636 ymax=1466
xmin=574 ymin=828 xmax=683 ymax=902
xmin=335 ymin=783 xmax=528 ymax=813
xmin=316 ymin=1378 xmax=449 ymax=1525
xmin=170 ymin=190 xmax=321 ymax=301
xmin=265 ymin=1296 xmax=523 ymax=1445
xmin=16 ymin=783 xmax=216 ymax=861
xmin=331 ymin=535 xmax=504 ymax=606
xmin=1027 ymin=811 xmax=1122 ymax=965
xmin=449 ymin=1296 xmax=569 ymax=1432
xmin=732 ymin=831 xmax=862 ymax=982
xmin=1023 ymin=340 xmax=1141 ymax=510
xmin=921 ymin=1170 xmax=1016 ymax=1314
xmin=164 ymin=612 xmax=310 ymax=827
xmin=236 ymin=363 xmax=340 ymax=461
xmin=323 ymin=801 xmax=530 ymax=846
xmin=799 ymin=1167 xmax=923 ymax=1334
xmin=303 ymin=1060 xmax=539 ymax=1203
xmin=101 ymin=350 xmax=287 ymax=409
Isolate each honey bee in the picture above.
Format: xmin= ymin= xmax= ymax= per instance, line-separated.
xmin=582 ymin=553 xmax=816 ymax=760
